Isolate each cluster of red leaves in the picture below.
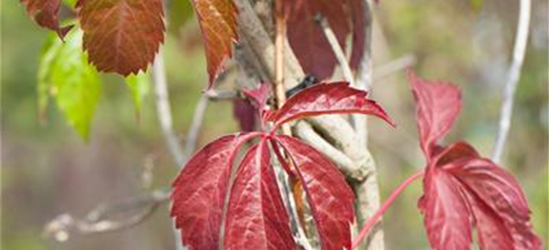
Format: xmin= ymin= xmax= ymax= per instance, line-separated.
xmin=408 ymin=71 xmax=542 ymax=250
xmin=21 ymin=0 xmax=371 ymax=86
xmin=171 ymin=82 xmax=394 ymax=250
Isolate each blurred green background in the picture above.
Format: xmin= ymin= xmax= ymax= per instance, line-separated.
xmin=2 ymin=0 xmax=547 ymax=250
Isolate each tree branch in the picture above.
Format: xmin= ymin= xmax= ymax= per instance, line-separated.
xmin=492 ymin=0 xmax=531 ymax=164
xmin=152 ymin=52 xmax=186 ymax=167
xmin=43 ymin=190 xmax=170 ymax=241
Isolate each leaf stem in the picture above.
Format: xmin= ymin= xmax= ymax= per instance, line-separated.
xmin=274 ymin=0 xmax=288 ymax=111
xmin=351 ymin=170 xmax=425 ymax=249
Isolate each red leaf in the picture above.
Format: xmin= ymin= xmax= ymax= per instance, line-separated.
xmin=233 ymin=99 xmax=257 ymax=132
xmin=348 ymin=0 xmax=365 ymax=70
xmin=284 ymin=0 xmax=364 ymax=79
xmin=446 ymin=158 xmax=542 ymax=250
xmin=224 ymin=140 xmax=296 ymax=250
xmin=409 ymin=72 xmax=541 ymax=250
xmin=267 ymin=82 xmax=394 ymax=130
xmin=434 ymin=141 xmax=479 ymax=167
xmin=242 ymin=83 xmax=271 ymax=116
xmin=408 ymin=70 xmax=462 ymax=157
xmin=76 ymin=0 xmax=165 ymax=75
xmin=274 ymin=135 xmax=355 ymax=250
xmin=171 ymin=133 xmax=259 ymax=250
xmin=21 ymin=0 xmax=73 ymax=38
xmin=190 ymin=0 xmax=238 ymax=87
xmin=418 ymin=167 xmax=474 ymax=250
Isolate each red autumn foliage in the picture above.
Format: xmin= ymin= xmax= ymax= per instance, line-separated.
xmin=409 ymin=71 xmax=542 ymax=250
xmin=189 ymin=0 xmax=238 ymax=87
xmin=76 ymin=0 xmax=165 ymax=75
xmin=282 ymin=0 xmax=366 ymax=80
xmin=171 ymin=82 xmax=393 ymax=250
xmin=20 ymin=0 xmax=73 ymax=38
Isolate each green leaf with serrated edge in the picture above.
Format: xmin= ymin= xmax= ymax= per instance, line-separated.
xmin=38 ymin=27 xmax=101 ymax=140
xmin=125 ymin=72 xmax=150 ymax=120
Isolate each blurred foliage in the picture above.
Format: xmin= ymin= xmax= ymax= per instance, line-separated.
xmin=125 ymin=72 xmax=151 ymax=120
xmin=2 ymin=0 xmax=547 ymax=250
xmin=39 ymin=27 xmax=101 ymax=139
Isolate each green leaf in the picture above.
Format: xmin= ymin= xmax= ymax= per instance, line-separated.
xmin=62 ymin=0 xmax=77 ymax=8
xmin=38 ymin=28 xmax=101 ymax=140
xmin=125 ymin=72 xmax=150 ymax=119
xmin=168 ymin=0 xmax=194 ymax=35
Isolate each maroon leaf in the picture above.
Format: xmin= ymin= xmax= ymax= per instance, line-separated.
xmin=348 ymin=0 xmax=365 ymax=69
xmin=76 ymin=0 xmax=165 ymax=75
xmin=267 ymin=82 xmax=395 ymax=130
xmin=171 ymin=133 xmax=259 ymax=250
xmin=446 ymin=158 xmax=542 ymax=250
xmin=419 ymin=167 xmax=474 ymax=250
xmin=233 ymin=99 xmax=257 ymax=132
xmin=283 ymin=0 xmax=364 ymax=79
xmin=242 ymin=83 xmax=271 ymax=118
xmin=21 ymin=0 xmax=73 ymax=38
xmin=190 ymin=0 xmax=238 ymax=87
xmin=224 ymin=140 xmax=296 ymax=250
xmin=408 ymin=70 xmax=462 ymax=157
xmin=410 ymin=71 xmax=541 ymax=250
xmin=274 ymin=135 xmax=355 ymax=250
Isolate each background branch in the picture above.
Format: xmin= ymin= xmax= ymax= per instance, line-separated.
xmin=43 ymin=190 xmax=169 ymax=241
xmin=492 ymin=0 xmax=531 ymax=164
xmin=152 ymin=52 xmax=186 ymax=167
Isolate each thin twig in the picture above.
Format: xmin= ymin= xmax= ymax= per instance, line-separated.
xmin=372 ymin=54 xmax=416 ymax=80
xmin=43 ymin=190 xmax=170 ymax=241
xmin=315 ymin=15 xmax=355 ymax=86
xmin=492 ymin=0 xmax=531 ymax=164
xmin=153 ymin=52 xmax=189 ymax=250
xmin=182 ymin=95 xmax=209 ymax=160
xmin=204 ymin=89 xmax=240 ymax=101
xmin=152 ymin=52 xmax=186 ymax=167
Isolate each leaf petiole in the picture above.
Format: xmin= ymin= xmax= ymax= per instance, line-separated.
xmin=351 ymin=170 xmax=425 ymax=249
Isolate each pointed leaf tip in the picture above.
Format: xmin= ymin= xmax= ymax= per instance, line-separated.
xmin=191 ymin=0 xmax=239 ymax=88
xmin=407 ymin=70 xmax=462 ymax=157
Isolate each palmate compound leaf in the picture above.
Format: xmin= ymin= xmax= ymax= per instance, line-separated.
xmin=282 ymin=0 xmax=366 ymax=80
xmin=38 ymin=28 xmax=101 ymax=140
xmin=76 ymin=0 xmax=165 ymax=76
xmin=410 ymin=71 xmax=542 ymax=250
xmin=21 ymin=0 xmax=73 ymax=38
xmin=173 ymin=81 xmax=395 ymax=250
xmin=171 ymin=133 xmax=260 ymax=250
xmin=190 ymin=0 xmax=238 ymax=87
xmin=266 ymin=82 xmax=395 ymax=130
xmin=224 ymin=140 xmax=296 ymax=250
xmin=273 ymin=135 xmax=355 ymax=250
